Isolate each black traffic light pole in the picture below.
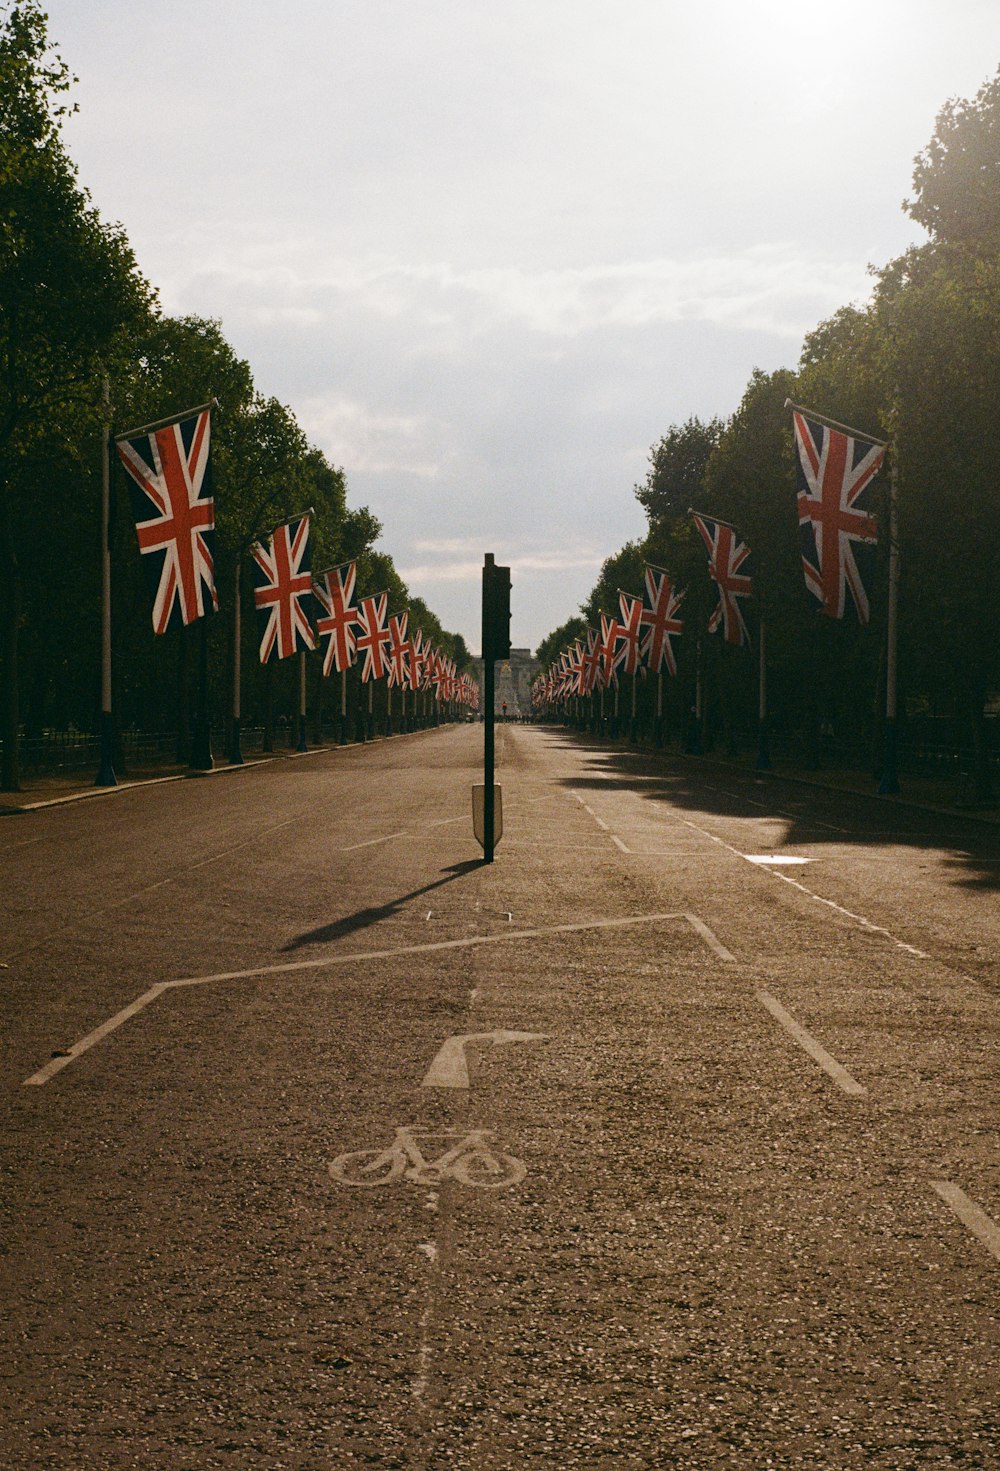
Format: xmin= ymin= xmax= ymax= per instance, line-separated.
xmin=481 ymin=553 xmax=511 ymax=864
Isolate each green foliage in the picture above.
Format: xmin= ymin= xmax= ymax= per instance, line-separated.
xmin=907 ymin=66 xmax=1000 ymax=249
xmin=634 ymin=416 xmax=723 ymax=527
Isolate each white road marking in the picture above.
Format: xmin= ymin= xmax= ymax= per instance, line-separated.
xmin=341 ymin=832 xmax=408 ymax=851
xmin=23 ymin=984 xmax=170 ymax=1085
xmin=612 ymin=835 xmax=631 ymax=853
xmin=931 ymin=1181 xmax=1000 ymax=1262
xmin=684 ymin=913 xmax=736 ymax=963
xmin=422 ymin=1030 xmax=549 ymax=1088
xmin=678 ymin=815 xmax=930 ymax=958
xmin=756 ymin=990 xmax=866 ymax=1096
xmin=25 ymin=911 xmax=728 ymax=1083
xmin=743 ymin=855 xmax=812 ymax=865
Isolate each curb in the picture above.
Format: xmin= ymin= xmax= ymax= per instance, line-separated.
xmin=0 ymin=724 xmax=450 ymax=816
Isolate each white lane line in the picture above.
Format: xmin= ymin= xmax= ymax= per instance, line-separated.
xmin=756 ymin=990 xmax=866 ymax=1096
xmin=612 ymin=835 xmax=631 ymax=853
xmin=677 ymin=815 xmax=930 ymax=959
xmin=24 ymin=912 xmax=727 ymax=1083
xmin=743 ymin=855 xmax=812 ymax=866
xmin=931 ymin=1181 xmax=1000 ymax=1262
xmin=684 ymin=913 xmax=736 ymax=963
xmin=342 ymin=831 xmax=408 ymax=852
xmin=424 ymin=816 xmax=467 ymax=829
xmin=23 ymin=984 xmax=170 ymax=1085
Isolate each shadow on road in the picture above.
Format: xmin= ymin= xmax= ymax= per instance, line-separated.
xmin=282 ymin=859 xmax=483 ymax=950
xmin=546 ymin=731 xmax=1000 ymax=891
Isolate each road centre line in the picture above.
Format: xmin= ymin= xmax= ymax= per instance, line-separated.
xmin=756 ymin=990 xmax=866 ymax=1096
xmin=677 ymin=816 xmax=931 ymax=959
xmin=23 ymin=912 xmax=731 ymax=1085
xmin=342 ymin=831 xmax=409 ymax=851
xmin=931 ymin=1180 xmax=1000 ymax=1262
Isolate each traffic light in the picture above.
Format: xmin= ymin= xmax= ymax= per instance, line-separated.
xmin=482 ymin=554 xmax=512 ymax=661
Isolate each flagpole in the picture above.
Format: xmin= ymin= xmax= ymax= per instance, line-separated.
xmin=386 ymin=680 xmax=393 ymax=737
xmin=655 ymin=671 xmax=664 ymax=748
xmin=297 ymin=649 xmax=308 ymax=752
xmin=630 ymin=671 xmax=638 ymax=744
xmin=756 ymin=616 xmax=770 ymax=771
xmin=190 ymin=616 xmax=213 ymax=770
xmin=879 ymin=457 xmax=901 ymax=793
xmin=367 ymin=679 xmax=375 ymax=740
xmin=114 ymin=398 xmax=219 ymax=444
xmin=230 ymin=561 xmax=244 ymax=764
xmin=95 ymin=377 xmax=116 ymax=787
xmin=340 ymin=667 xmax=348 ymax=745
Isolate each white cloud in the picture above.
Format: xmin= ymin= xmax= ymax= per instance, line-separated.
xmin=296 ymin=394 xmax=455 ymax=479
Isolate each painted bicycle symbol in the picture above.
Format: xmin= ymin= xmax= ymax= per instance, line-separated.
xmin=329 ymin=1127 xmax=526 ymax=1189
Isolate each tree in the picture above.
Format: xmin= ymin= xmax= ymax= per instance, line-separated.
xmin=907 ymin=66 xmax=1000 ymax=250
xmin=0 ymin=3 xmax=152 ymax=787
xmin=635 ymin=417 xmax=723 ymax=527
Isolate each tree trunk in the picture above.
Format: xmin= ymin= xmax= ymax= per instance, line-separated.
xmin=0 ymin=469 xmax=22 ymax=791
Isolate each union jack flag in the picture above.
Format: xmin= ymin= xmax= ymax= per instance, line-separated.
xmin=793 ymin=409 xmax=885 ymax=624
xmin=691 ymin=511 xmax=753 ymax=646
xmin=116 ymin=407 xmax=217 ymax=635
xmin=599 ymin=613 xmax=618 ymax=689
xmin=640 ymin=564 xmax=684 ymax=676
xmin=313 ymin=561 xmax=358 ymax=677
xmin=251 ymin=513 xmax=316 ymax=663
xmin=615 ymin=591 xmax=643 ymax=675
xmin=409 ymin=628 xmax=425 ymax=692
xmin=386 ymin=610 xmax=410 ymax=688
xmin=355 ymin=591 xmax=391 ymax=682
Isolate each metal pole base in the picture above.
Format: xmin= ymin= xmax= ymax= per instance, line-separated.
xmin=190 ymin=718 xmax=214 ymax=771
xmin=94 ymin=711 xmax=117 ymax=787
xmin=755 ymin=724 xmax=771 ymax=771
xmin=878 ymin=720 xmax=900 ymax=794
xmin=229 ymin=717 xmax=245 ymax=766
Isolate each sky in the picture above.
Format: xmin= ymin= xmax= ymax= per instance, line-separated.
xmin=39 ymin=0 xmax=999 ymax=655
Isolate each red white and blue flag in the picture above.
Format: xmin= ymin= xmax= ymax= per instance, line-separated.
xmin=386 ymin=610 xmax=410 ymax=688
xmin=116 ymin=407 xmax=217 ymax=635
xmin=641 ymin=564 xmax=685 ymax=676
xmin=792 ymin=408 xmax=885 ymax=624
xmin=691 ymin=511 xmax=753 ymax=646
xmin=615 ymin=591 xmax=644 ymax=675
xmin=599 ymin=613 xmax=619 ymax=689
xmin=251 ymin=513 xmax=316 ymax=663
xmin=409 ymin=628 xmax=426 ymax=692
xmin=313 ymin=560 xmax=358 ymax=677
xmin=355 ymin=591 xmax=391 ymax=683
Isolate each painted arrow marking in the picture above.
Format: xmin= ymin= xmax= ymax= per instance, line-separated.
xmin=421 ymin=1030 xmax=549 ymax=1089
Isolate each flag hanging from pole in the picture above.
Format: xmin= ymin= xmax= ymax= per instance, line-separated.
xmin=614 ymin=591 xmax=643 ymax=675
xmin=691 ymin=511 xmax=753 ymax=646
xmin=116 ymin=406 xmax=217 ymax=635
xmin=313 ymin=560 xmax=358 ymax=677
xmin=640 ymin=564 xmax=685 ymax=675
xmin=792 ymin=407 xmax=885 ymax=624
xmin=355 ymin=591 xmax=391 ymax=682
xmin=386 ymin=610 xmax=410 ymax=688
xmin=251 ymin=513 xmax=316 ymax=663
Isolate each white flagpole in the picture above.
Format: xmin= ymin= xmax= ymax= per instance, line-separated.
xmin=297 ymin=649 xmax=308 ymax=751
xmin=230 ymin=562 xmax=244 ymax=764
xmin=756 ymin=616 xmax=770 ymax=770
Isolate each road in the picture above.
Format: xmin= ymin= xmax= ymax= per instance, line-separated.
xmin=2 ymin=723 xmax=999 ymax=1470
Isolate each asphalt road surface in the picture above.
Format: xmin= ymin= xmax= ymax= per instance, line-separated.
xmin=2 ymin=723 xmax=999 ymax=1470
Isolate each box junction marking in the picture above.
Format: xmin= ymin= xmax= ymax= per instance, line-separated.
xmin=23 ymin=911 xmax=730 ymax=1085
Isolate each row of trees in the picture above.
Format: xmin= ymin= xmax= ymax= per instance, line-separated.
xmin=537 ymin=67 xmax=1000 ymax=798
xmin=0 ymin=4 xmax=470 ymax=790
